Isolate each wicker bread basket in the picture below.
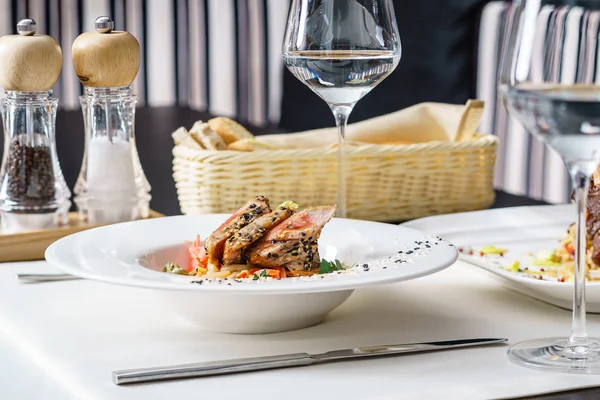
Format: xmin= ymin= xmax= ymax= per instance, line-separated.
xmin=172 ymin=132 xmax=498 ymax=222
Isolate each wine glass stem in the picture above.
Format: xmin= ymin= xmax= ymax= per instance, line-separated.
xmin=331 ymin=105 xmax=353 ymax=218
xmin=569 ymin=164 xmax=592 ymax=346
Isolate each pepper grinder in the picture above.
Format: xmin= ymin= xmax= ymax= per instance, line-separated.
xmin=0 ymin=19 xmax=71 ymax=233
xmin=72 ymin=16 xmax=150 ymax=225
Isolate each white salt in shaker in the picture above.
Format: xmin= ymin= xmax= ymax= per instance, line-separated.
xmin=72 ymin=16 xmax=151 ymax=224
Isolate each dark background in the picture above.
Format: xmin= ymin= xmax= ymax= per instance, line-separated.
xmin=279 ymin=0 xmax=491 ymax=131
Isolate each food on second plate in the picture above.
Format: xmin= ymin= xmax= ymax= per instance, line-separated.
xmin=465 ymin=173 xmax=600 ymax=282
xmin=587 ymin=173 xmax=600 ymax=265
xmin=163 ymin=196 xmax=339 ymax=279
xmin=464 ymin=229 xmax=599 ymax=282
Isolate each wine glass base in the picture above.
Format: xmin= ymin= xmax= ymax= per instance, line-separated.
xmin=508 ymin=337 xmax=600 ymax=374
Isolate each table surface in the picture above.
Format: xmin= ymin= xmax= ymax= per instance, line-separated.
xmin=4 ymin=260 xmax=600 ymax=400
xmin=5 ymin=106 xmax=593 ymax=400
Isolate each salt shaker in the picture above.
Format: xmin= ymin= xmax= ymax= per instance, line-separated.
xmin=72 ymin=16 xmax=150 ymax=224
xmin=0 ymin=19 xmax=71 ymax=233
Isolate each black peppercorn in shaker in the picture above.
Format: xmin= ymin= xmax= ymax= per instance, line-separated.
xmin=0 ymin=19 xmax=70 ymax=232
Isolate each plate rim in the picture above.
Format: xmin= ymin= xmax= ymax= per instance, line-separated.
xmin=401 ymin=204 xmax=600 ymax=287
xmin=45 ymin=214 xmax=459 ymax=294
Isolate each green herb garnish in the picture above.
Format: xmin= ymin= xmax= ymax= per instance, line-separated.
xmin=319 ymin=259 xmax=344 ymax=274
xmin=252 ymin=273 xmax=260 ymax=280
xmin=260 ymin=269 xmax=268 ymax=278
xmin=162 ymin=262 xmax=188 ymax=275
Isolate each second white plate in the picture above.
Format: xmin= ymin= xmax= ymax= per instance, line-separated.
xmin=401 ymin=204 xmax=600 ymax=313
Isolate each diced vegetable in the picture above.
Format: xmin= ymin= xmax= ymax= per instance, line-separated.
xmin=163 ymin=262 xmax=188 ymax=275
xmin=564 ymin=243 xmax=575 ymax=256
xmin=186 ymin=234 xmax=208 ymax=272
xmin=503 ymin=260 xmax=520 ymax=272
xmin=479 ymin=245 xmax=508 ymax=256
xmin=531 ymin=250 xmax=562 ymax=267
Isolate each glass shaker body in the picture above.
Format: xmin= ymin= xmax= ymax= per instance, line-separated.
xmin=74 ymin=86 xmax=150 ymax=224
xmin=0 ymin=90 xmax=71 ymax=233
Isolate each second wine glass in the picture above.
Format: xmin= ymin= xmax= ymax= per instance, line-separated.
xmin=500 ymin=0 xmax=600 ymax=373
xmin=282 ymin=0 xmax=401 ymax=218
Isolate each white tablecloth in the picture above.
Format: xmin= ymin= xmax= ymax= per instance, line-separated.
xmin=2 ymin=260 xmax=600 ymax=400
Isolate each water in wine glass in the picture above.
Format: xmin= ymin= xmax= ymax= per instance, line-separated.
xmin=502 ymin=84 xmax=600 ymax=164
xmin=283 ymin=50 xmax=400 ymax=106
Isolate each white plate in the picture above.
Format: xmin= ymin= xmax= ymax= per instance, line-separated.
xmin=45 ymin=214 xmax=457 ymax=333
xmin=401 ymin=204 xmax=600 ymax=313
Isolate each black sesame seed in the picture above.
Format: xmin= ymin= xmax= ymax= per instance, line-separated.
xmin=398 ymin=251 xmax=403 ymax=254
xmin=249 ymin=203 xmax=256 ymax=208
xmin=362 ymin=263 xmax=369 ymax=268
xmin=383 ymin=266 xmax=387 ymax=269
xmin=425 ymin=245 xmax=431 ymax=248
xmin=406 ymin=251 xmax=413 ymax=254
xmin=272 ymin=217 xmax=277 ymax=222
xmin=301 ymin=232 xmax=306 ymax=237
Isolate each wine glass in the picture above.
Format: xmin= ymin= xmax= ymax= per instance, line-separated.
xmin=500 ymin=0 xmax=600 ymax=373
xmin=282 ymin=0 xmax=401 ymax=218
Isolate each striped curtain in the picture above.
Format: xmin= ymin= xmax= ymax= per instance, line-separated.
xmin=0 ymin=0 xmax=289 ymax=127
xmin=1 ymin=0 xmax=589 ymax=204
xmin=476 ymin=1 xmax=597 ymax=204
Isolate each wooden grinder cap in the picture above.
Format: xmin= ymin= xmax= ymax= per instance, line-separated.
xmin=72 ymin=16 xmax=140 ymax=88
xmin=0 ymin=19 xmax=62 ymax=91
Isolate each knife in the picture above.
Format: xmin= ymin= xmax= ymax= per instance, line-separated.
xmin=16 ymin=273 xmax=80 ymax=283
xmin=112 ymin=337 xmax=507 ymax=385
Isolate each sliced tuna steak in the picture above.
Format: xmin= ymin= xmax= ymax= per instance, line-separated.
xmin=247 ymin=205 xmax=335 ymax=270
xmin=222 ymin=205 xmax=295 ymax=265
xmin=204 ymin=196 xmax=270 ymax=271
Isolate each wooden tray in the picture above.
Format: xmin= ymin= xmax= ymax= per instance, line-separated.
xmin=0 ymin=210 xmax=164 ymax=263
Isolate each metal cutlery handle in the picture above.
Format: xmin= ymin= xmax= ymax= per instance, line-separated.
xmin=17 ymin=273 xmax=80 ymax=283
xmin=112 ymin=353 xmax=314 ymax=385
xmin=357 ymin=338 xmax=508 ymax=354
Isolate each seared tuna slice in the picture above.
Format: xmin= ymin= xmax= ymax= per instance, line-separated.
xmin=222 ymin=204 xmax=295 ymax=265
xmin=204 ymin=196 xmax=270 ymax=271
xmin=247 ymin=205 xmax=335 ymax=270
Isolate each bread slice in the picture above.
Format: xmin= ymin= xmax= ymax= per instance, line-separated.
xmin=179 ymin=134 xmax=204 ymax=149
xmin=189 ymin=121 xmax=227 ymax=150
xmin=171 ymin=126 xmax=189 ymax=145
xmin=227 ymin=138 xmax=279 ymax=152
xmin=208 ymin=117 xmax=254 ymax=145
